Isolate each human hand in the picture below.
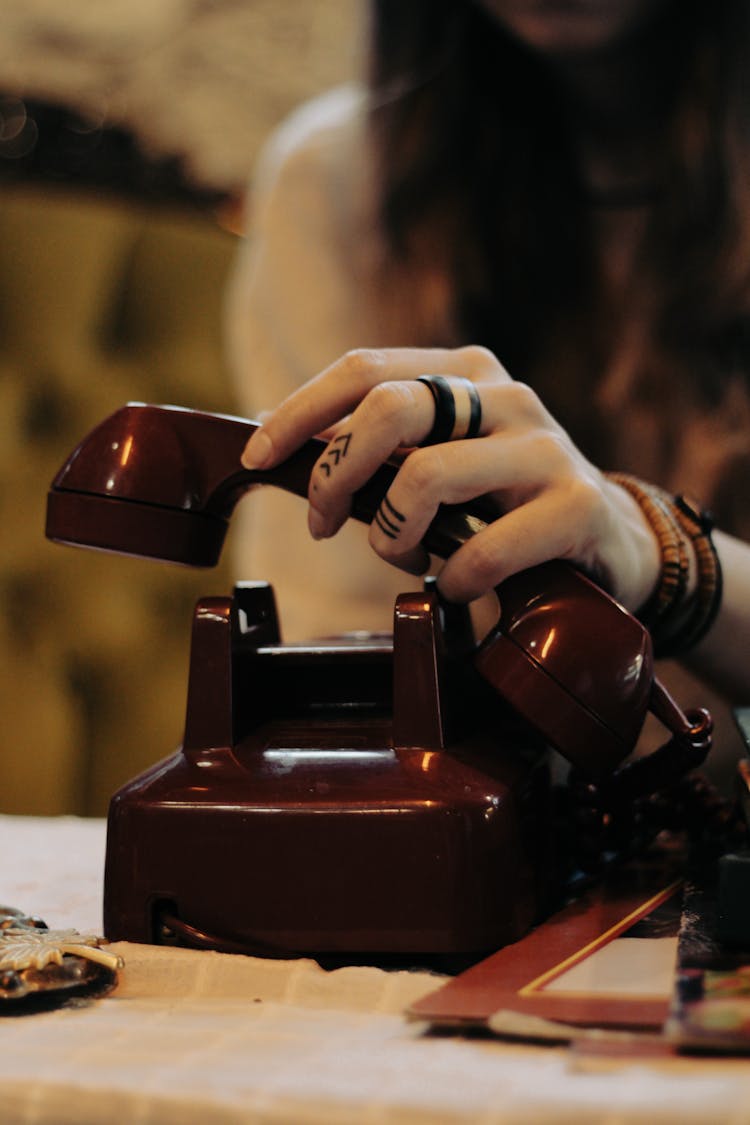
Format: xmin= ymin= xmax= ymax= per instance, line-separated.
xmin=241 ymin=346 xmax=661 ymax=612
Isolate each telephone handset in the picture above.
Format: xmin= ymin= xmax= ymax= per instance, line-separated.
xmin=46 ymin=402 xmax=710 ymax=782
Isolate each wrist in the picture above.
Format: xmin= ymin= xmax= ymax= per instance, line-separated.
xmin=604 ymin=473 xmax=722 ymax=658
xmin=600 ymin=475 xmax=663 ymax=611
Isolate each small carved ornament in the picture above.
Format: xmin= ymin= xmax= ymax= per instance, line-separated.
xmin=0 ymin=906 xmax=123 ymax=1008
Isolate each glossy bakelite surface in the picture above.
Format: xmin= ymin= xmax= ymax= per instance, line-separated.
xmin=103 ymin=585 xmax=553 ymax=957
xmin=46 ymin=404 xmax=290 ymax=565
xmin=45 ymin=489 xmax=229 ymax=566
xmin=49 ymin=403 xmax=237 ymax=510
xmin=476 ymin=562 xmax=654 ymax=775
xmin=104 ymin=728 xmax=550 ymax=956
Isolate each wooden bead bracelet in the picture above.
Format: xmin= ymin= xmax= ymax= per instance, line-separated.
xmin=606 ymin=473 xmax=722 ymax=658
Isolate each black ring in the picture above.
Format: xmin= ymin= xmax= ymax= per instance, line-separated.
xmin=416 ymin=375 xmax=456 ymax=446
xmin=465 ymin=380 xmax=482 ymax=439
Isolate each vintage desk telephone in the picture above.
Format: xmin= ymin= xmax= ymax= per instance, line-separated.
xmin=46 ymin=403 xmax=713 ymax=960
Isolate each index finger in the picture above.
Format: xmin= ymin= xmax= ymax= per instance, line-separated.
xmin=241 ymin=345 xmax=506 ymax=469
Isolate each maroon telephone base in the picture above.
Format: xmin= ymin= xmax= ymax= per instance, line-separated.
xmin=103 ymin=582 xmax=553 ymax=959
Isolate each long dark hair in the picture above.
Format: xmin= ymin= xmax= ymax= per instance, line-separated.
xmin=366 ymin=0 xmax=750 ymax=435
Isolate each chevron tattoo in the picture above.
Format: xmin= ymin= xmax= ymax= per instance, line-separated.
xmin=318 ymin=432 xmax=352 ymax=477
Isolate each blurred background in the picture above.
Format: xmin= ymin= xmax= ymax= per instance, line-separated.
xmin=0 ymin=0 xmax=363 ymax=815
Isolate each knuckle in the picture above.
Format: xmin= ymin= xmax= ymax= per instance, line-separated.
xmin=400 ymin=447 xmax=444 ymax=497
xmin=336 ymin=348 xmax=387 ymax=388
xmin=363 ymin=380 xmax=415 ymax=427
xmin=455 ymin=344 xmax=502 ymax=378
xmin=503 ymin=380 xmax=544 ymax=418
xmin=526 ymin=428 xmax=569 ymax=469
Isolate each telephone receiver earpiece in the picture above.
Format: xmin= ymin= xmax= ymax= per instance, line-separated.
xmin=46 ymin=403 xmax=711 ymax=780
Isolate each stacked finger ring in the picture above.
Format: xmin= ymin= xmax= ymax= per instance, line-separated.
xmin=416 ymin=375 xmax=482 ymax=446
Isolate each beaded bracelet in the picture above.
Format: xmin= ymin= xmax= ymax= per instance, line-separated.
xmin=606 ymin=473 xmax=722 ymax=658
xmin=670 ymin=493 xmax=724 ymax=652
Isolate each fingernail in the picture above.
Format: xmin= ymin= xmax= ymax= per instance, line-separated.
xmin=242 ymin=429 xmax=273 ymax=469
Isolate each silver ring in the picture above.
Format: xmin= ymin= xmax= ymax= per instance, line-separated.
xmin=416 ymin=375 xmax=482 ymax=446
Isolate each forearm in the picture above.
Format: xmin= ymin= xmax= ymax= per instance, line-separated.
xmin=681 ymin=530 xmax=750 ymax=701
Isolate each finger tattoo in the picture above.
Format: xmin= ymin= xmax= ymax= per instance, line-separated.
xmin=375 ymin=494 xmax=406 ymax=540
xmin=318 ymin=432 xmax=352 ymax=477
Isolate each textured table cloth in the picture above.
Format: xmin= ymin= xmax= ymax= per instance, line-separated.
xmin=2 ymin=813 xmax=750 ymax=1125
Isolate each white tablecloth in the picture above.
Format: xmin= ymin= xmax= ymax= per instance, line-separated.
xmin=2 ymin=814 xmax=750 ymax=1125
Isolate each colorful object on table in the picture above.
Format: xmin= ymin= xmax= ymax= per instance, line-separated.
xmin=665 ymin=867 xmax=750 ymax=1052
